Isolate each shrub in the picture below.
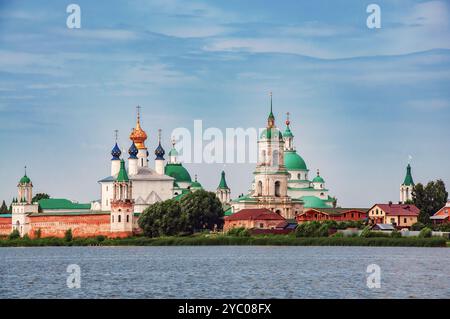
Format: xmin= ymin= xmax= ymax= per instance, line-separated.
xmin=96 ymin=235 xmax=106 ymax=242
xmin=227 ymin=227 xmax=250 ymax=237
xmin=8 ymin=229 xmax=20 ymax=240
xmin=331 ymin=232 xmax=344 ymax=238
xmin=360 ymin=226 xmax=371 ymax=238
xmin=435 ymin=223 xmax=450 ymax=232
xmin=411 ymin=222 xmax=426 ymax=231
xmin=34 ymin=229 xmax=42 ymax=239
xmin=64 ymin=229 xmax=73 ymax=242
xmin=390 ymin=230 xmax=402 ymax=238
xmin=419 ymin=227 xmax=432 ymax=238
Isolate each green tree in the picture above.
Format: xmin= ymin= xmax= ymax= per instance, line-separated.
xmin=180 ymin=190 xmax=224 ymax=233
xmin=138 ymin=199 xmax=184 ymax=237
xmin=32 ymin=193 xmax=50 ymax=203
xmin=0 ymin=200 xmax=9 ymax=214
xmin=64 ymin=229 xmax=73 ymax=242
xmin=413 ymin=180 xmax=448 ymax=225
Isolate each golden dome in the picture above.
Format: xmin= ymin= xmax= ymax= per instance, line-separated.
xmin=129 ymin=107 xmax=147 ymax=149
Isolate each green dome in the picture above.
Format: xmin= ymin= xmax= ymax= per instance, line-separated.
xmin=19 ymin=175 xmax=31 ymax=184
xmin=312 ymin=175 xmax=325 ymax=183
xmin=284 ymin=150 xmax=307 ymax=170
xmin=260 ymin=128 xmax=283 ymax=140
xmin=190 ymin=180 xmax=203 ymax=189
xmin=165 ymin=163 xmax=192 ymax=183
xmin=301 ymin=196 xmax=329 ymax=208
xmin=168 ymin=148 xmax=179 ymax=157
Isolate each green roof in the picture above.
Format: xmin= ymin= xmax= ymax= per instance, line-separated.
xmin=283 ymin=125 xmax=294 ymax=138
xmin=260 ymin=128 xmax=283 ymax=140
xmin=19 ymin=175 xmax=31 ymax=184
xmin=218 ymin=171 xmax=229 ymax=189
xmin=224 ymin=207 xmax=233 ymax=216
xmin=173 ymin=189 xmax=190 ymax=201
xmin=190 ymin=176 xmax=203 ymax=189
xmin=116 ymin=159 xmax=129 ymax=182
xmin=38 ymin=198 xmax=91 ymax=210
xmin=403 ymin=164 xmax=414 ymax=186
xmin=284 ymin=150 xmax=307 ymax=170
xmin=165 ymin=163 xmax=192 ymax=183
xmin=29 ymin=210 xmax=107 ymax=217
xmin=301 ymin=196 xmax=329 ymax=208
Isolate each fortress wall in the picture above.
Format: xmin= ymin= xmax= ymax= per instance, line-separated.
xmin=0 ymin=217 xmax=11 ymax=236
xmin=28 ymin=214 xmax=112 ymax=238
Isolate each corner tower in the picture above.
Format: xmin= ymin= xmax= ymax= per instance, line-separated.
xmin=110 ymin=160 xmax=134 ymax=237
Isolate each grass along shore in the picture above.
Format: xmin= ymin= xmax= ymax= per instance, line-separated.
xmin=0 ymin=235 xmax=447 ymax=247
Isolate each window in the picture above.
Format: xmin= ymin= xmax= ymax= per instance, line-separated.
xmin=351 ymin=213 xmax=354 ymax=218
xmin=106 ymin=186 xmax=108 ymax=191
xmin=274 ymin=181 xmax=281 ymax=197
xmin=112 ymin=215 xmax=114 ymax=223
xmin=272 ymin=150 xmax=279 ymax=167
xmin=297 ymin=173 xmax=301 ymax=179
xmin=259 ymin=223 xmax=264 ymax=228
xmin=118 ymin=215 xmax=121 ymax=223
xmin=404 ymin=218 xmax=407 ymax=223
xmin=126 ymin=215 xmax=129 ymax=223
xmin=257 ymin=181 xmax=262 ymax=196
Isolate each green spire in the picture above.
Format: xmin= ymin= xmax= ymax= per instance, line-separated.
xmin=267 ymin=92 xmax=275 ymax=128
xmin=403 ymin=164 xmax=414 ymax=186
xmin=116 ymin=159 xmax=129 ymax=182
xmin=218 ymin=170 xmax=229 ymax=189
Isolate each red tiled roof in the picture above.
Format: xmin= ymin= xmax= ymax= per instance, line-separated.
xmin=375 ymin=204 xmax=419 ymax=216
xmin=225 ymin=208 xmax=285 ymax=221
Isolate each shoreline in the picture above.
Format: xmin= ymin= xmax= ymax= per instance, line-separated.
xmin=0 ymin=235 xmax=447 ymax=248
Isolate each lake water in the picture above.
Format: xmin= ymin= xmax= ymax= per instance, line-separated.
xmin=0 ymin=246 xmax=449 ymax=299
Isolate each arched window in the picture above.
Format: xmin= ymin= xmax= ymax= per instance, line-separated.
xmin=257 ymin=181 xmax=263 ymax=196
xmin=118 ymin=215 xmax=121 ymax=223
xmin=275 ymin=209 xmax=281 ymax=215
xmin=260 ymin=150 xmax=266 ymax=164
xmin=272 ymin=150 xmax=279 ymax=167
xmin=297 ymin=173 xmax=301 ymax=180
xmin=274 ymin=181 xmax=281 ymax=197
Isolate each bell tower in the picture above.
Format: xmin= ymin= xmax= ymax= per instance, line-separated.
xmin=110 ymin=160 xmax=134 ymax=237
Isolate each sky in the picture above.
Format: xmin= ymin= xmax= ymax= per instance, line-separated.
xmin=0 ymin=0 xmax=449 ymax=207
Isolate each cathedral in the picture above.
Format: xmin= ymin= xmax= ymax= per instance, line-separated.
xmin=230 ymin=94 xmax=337 ymax=219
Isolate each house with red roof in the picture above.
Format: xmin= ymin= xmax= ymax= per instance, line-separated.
xmin=223 ymin=208 xmax=286 ymax=232
xmin=296 ymin=208 xmax=367 ymax=223
xmin=430 ymin=201 xmax=450 ymax=224
xmin=368 ymin=203 xmax=419 ymax=229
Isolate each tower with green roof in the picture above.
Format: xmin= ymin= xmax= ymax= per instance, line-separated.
xmin=110 ymin=159 xmax=134 ymax=235
xmin=400 ymin=163 xmax=415 ymax=203
xmin=12 ymin=166 xmax=39 ymax=237
xmin=216 ymin=170 xmax=231 ymax=204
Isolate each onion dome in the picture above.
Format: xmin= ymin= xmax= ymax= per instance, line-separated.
xmin=116 ymin=159 xmax=129 ymax=182
xmin=312 ymin=169 xmax=325 ymax=183
xmin=190 ymin=175 xmax=203 ymax=189
xmin=284 ymin=150 xmax=307 ymax=170
xmin=128 ymin=142 xmax=138 ymax=159
xmin=218 ymin=171 xmax=229 ymax=190
xmin=154 ymin=129 xmax=165 ymax=160
xmin=165 ymin=163 xmax=192 ymax=183
xmin=129 ymin=106 xmax=148 ymax=150
xmin=111 ymin=143 xmax=121 ymax=160
xmin=402 ymin=164 xmax=414 ymax=186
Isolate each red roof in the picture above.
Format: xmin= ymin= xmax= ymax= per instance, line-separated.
xmin=225 ymin=208 xmax=285 ymax=221
xmin=375 ymin=204 xmax=419 ymax=216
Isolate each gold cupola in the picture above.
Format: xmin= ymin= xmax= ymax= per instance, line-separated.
xmin=129 ymin=106 xmax=148 ymax=149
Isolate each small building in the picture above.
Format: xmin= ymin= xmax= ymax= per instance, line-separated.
xmin=430 ymin=201 xmax=450 ymax=224
xmin=223 ymin=208 xmax=285 ymax=232
xmin=368 ymin=203 xmax=419 ymax=229
xmin=372 ymin=224 xmax=396 ymax=231
xmin=296 ymin=208 xmax=367 ymax=223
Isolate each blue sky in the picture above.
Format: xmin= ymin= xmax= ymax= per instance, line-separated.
xmin=0 ymin=0 xmax=449 ymax=207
